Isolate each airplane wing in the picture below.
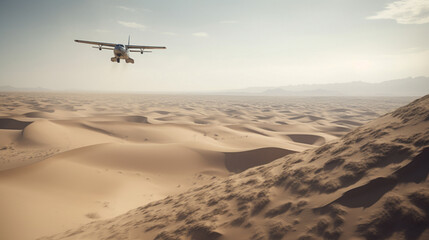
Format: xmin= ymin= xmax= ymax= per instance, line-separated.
xmin=126 ymin=45 xmax=166 ymax=49
xmin=74 ymin=40 xmax=116 ymax=47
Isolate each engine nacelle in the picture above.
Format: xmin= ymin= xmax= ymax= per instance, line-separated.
xmin=140 ymin=49 xmax=143 ymax=54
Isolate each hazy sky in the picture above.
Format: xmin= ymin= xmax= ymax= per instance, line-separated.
xmin=0 ymin=0 xmax=428 ymax=92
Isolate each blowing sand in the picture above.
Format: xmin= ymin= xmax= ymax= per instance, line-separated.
xmin=0 ymin=93 xmax=419 ymax=240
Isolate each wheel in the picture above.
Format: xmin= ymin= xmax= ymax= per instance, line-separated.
xmin=117 ymin=58 xmax=120 ymax=63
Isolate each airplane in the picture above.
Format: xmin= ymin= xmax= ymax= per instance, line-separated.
xmin=74 ymin=36 xmax=166 ymax=63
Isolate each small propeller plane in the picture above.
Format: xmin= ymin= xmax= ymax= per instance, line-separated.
xmin=74 ymin=36 xmax=166 ymax=64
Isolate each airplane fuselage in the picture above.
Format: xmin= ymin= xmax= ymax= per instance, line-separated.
xmin=113 ymin=44 xmax=129 ymax=59
xmin=112 ymin=44 xmax=134 ymax=63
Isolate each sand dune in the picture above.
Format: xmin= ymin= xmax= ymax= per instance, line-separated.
xmin=0 ymin=93 xmax=416 ymax=240
xmin=36 ymin=94 xmax=429 ymax=240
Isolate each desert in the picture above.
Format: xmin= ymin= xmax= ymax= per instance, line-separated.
xmin=2 ymin=0 xmax=429 ymax=239
xmin=1 ymin=92 xmax=427 ymax=240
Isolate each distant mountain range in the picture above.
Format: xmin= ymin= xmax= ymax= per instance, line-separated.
xmin=1 ymin=76 xmax=428 ymax=96
xmin=0 ymin=85 xmax=51 ymax=92
xmin=218 ymin=76 xmax=429 ymax=96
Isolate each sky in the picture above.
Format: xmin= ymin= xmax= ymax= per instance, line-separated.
xmin=0 ymin=0 xmax=428 ymax=92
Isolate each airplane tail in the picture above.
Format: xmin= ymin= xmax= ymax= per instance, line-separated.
xmin=128 ymin=35 xmax=130 ymax=47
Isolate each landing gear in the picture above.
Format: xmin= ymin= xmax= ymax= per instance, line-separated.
xmin=117 ymin=58 xmax=120 ymax=63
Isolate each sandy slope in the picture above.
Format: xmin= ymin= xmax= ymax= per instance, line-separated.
xmin=37 ymin=94 xmax=429 ymax=240
xmin=0 ymin=93 xmax=414 ymax=240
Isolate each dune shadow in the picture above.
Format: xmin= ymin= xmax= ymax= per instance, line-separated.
xmin=0 ymin=118 xmax=32 ymax=130
xmin=285 ymin=134 xmax=326 ymax=146
xmin=122 ymin=115 xmax=149 ymax=124
xmin=224 ymin=147 xmax=296 ymax=173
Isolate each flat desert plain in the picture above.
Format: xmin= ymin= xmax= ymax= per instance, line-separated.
xmin=0 ymin=93 xmax=425 ymax=240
